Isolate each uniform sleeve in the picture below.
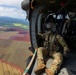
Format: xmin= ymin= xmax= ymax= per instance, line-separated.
xmin=56 ymin=34 xmax=70 ymax=52
xmin=38 ymin=33 xmax=45 ymax=39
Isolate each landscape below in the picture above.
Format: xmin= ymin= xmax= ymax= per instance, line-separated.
xmin=0 ymin=17 xmax=31 ymax=73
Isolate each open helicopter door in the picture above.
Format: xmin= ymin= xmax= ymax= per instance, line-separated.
xmin=21 ymin=0 xmax=76 ymax=75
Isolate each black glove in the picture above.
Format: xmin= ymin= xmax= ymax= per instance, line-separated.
xmin=63 ymin=51 xmax=67 ymax=56
xmin=63 ymin=46 xmax=70 ymax=57
xmin=63 ymin=50 xmax=70 ymax=57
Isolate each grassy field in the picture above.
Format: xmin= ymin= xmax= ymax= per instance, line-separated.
xmin=13 ymin=23 xmax=29 ymax=30
xmin=0 ymin=39 xmax=31 ymax=69
xmin=0 ymin=27 xmax=31 ymax=70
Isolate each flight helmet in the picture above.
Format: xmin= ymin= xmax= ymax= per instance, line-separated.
xmin=45 ymin=15 xmax=56 ymax=33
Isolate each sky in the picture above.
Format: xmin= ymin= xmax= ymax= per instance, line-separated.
xmin=0 ymin=0 xmax=27 ymax=19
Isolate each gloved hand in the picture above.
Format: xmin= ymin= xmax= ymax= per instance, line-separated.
xmin=38 ymin=33 xmax=42 ymax=35
xmin=63 ymin=46 xmax=70 ymax=56
xmin=63 ymin=51 xmax=67 ymax=56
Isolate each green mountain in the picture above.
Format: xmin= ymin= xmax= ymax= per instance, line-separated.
xmin=0 ymin=16 xmax=29 ymax=30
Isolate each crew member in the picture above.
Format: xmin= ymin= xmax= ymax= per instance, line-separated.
xmin=34 ymin=15 xmax=70 ymax=75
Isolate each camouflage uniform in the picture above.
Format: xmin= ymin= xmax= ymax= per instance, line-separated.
xmin=34 ymin=15 xmax=70 ymax=75
xmin=35 ymin=33 xmax=70 ymax=75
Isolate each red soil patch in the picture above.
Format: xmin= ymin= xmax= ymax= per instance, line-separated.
xmin=0 ymin=27 xmax=30 ymax=42
xmin=14 ymin=36 xmax=30 ymax=42
xmin=10 ymin=33 xmax=30 ymax=42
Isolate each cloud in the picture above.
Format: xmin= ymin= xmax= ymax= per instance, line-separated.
xmin=0 ymin=0 xmax=22 ymax=8
xmin=0 ymin=6 xmax=26 ymax=19
xmin=0 ymin=0 xmax=27 ymax=19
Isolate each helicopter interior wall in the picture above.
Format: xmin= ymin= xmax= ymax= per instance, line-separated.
xmin=64 ymin=20 xmax=76 ymax=49
xmin=56 ymin=19 xmax=76 ymax=49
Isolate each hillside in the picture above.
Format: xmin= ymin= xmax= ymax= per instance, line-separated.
xmin=0 ymin=16 xmax=29 ymax=30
